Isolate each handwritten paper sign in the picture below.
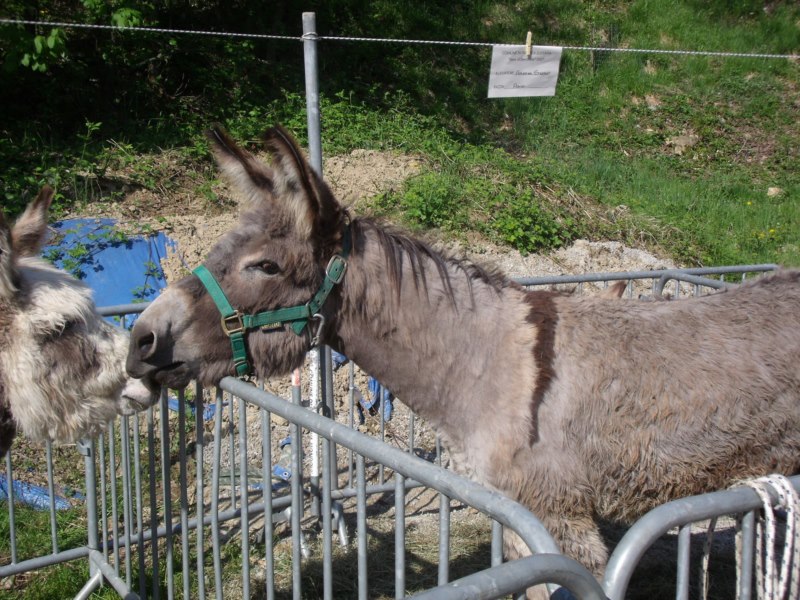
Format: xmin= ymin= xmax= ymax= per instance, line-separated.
xmin=487 ymin=45 xmax=563 ymax=98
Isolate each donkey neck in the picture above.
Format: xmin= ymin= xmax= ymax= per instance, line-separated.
xmin=327 ymin=223 xmax=536 ymax=436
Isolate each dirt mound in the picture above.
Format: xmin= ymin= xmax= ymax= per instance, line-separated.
xmin=66 ymin=147 xmax=676 ymax=284
xmin=110 ymin=149 xmax=674 ymax=284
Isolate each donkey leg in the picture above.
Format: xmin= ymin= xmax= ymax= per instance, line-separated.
xmin=503 ymin=511 xmax=608 ymax=600
xmin=498 ymin=450 xmax=609 ymax=574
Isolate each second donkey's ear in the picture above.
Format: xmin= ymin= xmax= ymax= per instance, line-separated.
xmin=0 ymin=206 xmax=15 ymax=300
xmin=12 ymin=186 xmax=54 ymax=258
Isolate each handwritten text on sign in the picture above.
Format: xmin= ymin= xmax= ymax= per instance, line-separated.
xmin=487 ymin=45 xmax=563 ymax=98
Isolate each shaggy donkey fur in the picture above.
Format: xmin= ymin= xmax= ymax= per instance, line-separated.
xmin=0 ymin=187 xmax=157 ymax=457
xmin=127 ymin=126 xmax=800 ymax=586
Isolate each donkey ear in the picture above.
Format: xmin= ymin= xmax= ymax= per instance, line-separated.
xmin=0 ymin=207 xmax=16 ymax=299
xmin=206 ymin=125 xmax=278 ymax=212
xmin=262 ymin=125 xmax=345 ymax=242
xmin=11 ymin=186 xmax=54 ymax=257
xmin=207 ymin=124 xmax=344 ymax=242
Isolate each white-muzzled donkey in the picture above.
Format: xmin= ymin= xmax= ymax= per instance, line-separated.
xmin=0 ymin=187 xmax=158 ymax=457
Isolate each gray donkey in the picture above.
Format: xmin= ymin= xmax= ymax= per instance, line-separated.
xmin=0 ymin=187 xmax=157 ymax=457
xmin=126 ymin=125 xmax=800 ymax=582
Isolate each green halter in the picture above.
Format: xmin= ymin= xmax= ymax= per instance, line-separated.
xmin=193 ymin=229 xmax=350 ymax=377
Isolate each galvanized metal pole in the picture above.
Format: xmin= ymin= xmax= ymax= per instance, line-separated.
xmin=302 ymin=11 xmax=324 ymax=527
xmin=302 ymin=12 xmax=322 ymax=172
xmin=80 ymin=438 xmax=100 ymax=588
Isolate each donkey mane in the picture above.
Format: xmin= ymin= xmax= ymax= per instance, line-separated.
xmin=350 ymin=216 xmax=513 ymax=306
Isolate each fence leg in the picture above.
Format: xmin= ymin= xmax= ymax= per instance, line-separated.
xmin=73 ymin=571 xmax=102 ymax=600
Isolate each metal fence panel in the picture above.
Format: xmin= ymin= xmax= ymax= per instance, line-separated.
xmin=2 ymin=265 xmax=797 ymax=600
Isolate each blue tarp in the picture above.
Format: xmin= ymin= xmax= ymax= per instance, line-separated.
xmin=43 ymin=218 xmax=175 ymax=307
xmin=0 ymin=475 xmax=77 ymax=510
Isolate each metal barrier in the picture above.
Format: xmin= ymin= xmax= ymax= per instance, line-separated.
xmin=2 ymin=264 xmax=794 ymax=600
xmin=604 ymin=475 xmax=800 ymax=600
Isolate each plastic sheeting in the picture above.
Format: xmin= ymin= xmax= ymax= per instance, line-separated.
xmin=0 ymin=475 xmax=77 ymax=511
xmin=43 ymin=217 xmax=175 ymax=308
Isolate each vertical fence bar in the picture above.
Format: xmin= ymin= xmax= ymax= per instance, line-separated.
xmin=739 ymin=511 xmax=756 ymax=600
xmin=121 ymin=416 xmax=133 ymax=586
xmin=134 ymin=414 xmax=146 ymax=597
xmin=108 ymin=423 xmax=121 ymax=574
xmin=438 ymin=493 xmax=450 ymax=585
xmin=357 ymin=454 xmax=368 ymax=600
xmin=395 ymin=473 xmax=406 ymax=599
xmin=161 ymin=393 xmax=180 ymax=600
xmin=228 ymin=394 xmax=237 ymax=512
xmin=322 ymin=430 xmax=333 ymax=600
xmin=211 ymin=388 xmax=224 ymax=599
xmin=238 ymin=394 xmax=251 ymax=600
xmin=45 ymin=440 xmax=58 ymax=553
xmin=178 ymin=390 xmax=191 ymax=600
xmin=194 ymin=384 xmax=207 ymax=600
xmin=290 ymin=369 xmax=304 ymax=600
xmin=148 ymin=402 xmax=161 ymax=600
xmin=81 ymin=439 xmax=98 ymax=571
xmin=675 ymin=524 xmax=691 ymax=600
xmin=98 ymin=432 xmax=108 ymax=556
xmin=347 ymin=362 xmax=355 ymax=488
xmin=6 ymin=449 xmax=16 ymax=565
xmin=491 ymin=521 xmax=503 ymax=567
xmin=379 ymin=385 xmax=386 ymax=484
xmin=161 ymin=389 xmax=176 ymax=598
xmin=261 ymin=404 xmax=275 ymax=600
xmin=323 ymin=347 xmax=338 ymax=499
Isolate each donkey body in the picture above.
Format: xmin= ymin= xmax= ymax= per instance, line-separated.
xmin=0 ymin=188 xmax=158 ymax=457
xmin=126 ymin=126 xmax=800 ymax=577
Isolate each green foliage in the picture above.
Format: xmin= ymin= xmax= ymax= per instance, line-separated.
xmin=399 ymin=172 xmax=462 ymax=229
xmin=1 ymin=25 xmax=66 ymax=73
xmin=0 ymin=0 xmax=797 ymax=266
xmin=491 ymin=189 xmax=572 ymax=254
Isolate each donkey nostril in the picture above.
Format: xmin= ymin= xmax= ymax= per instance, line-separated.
xmin=137 ymin=331 xmax=157 ymax=360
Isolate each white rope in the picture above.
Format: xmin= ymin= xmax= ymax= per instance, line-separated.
xmin=737 ymin=475 xmax=800 ymax=600
xmin=0 ymin=18 xmax=797 ymax=60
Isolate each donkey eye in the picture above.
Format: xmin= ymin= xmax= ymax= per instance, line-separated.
xmin=252 ymin=260 xmax=281 ymax=276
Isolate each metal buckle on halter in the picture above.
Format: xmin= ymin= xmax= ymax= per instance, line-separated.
xmin=310 ymin=313 xmax=326 ymax=347
xmin=325 ymin=254 xmax=347 ymax=285
xmin=221 ymin=312 xmax=244 ymax=336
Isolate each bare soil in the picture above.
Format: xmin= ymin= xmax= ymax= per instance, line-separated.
xmin=69 ymin=147 xmax=678 ymax=284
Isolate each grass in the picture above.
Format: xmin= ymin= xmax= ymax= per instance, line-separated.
xmin=2 ymin=3 xmax=798 ymax=266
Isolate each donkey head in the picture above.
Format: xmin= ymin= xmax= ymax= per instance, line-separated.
xmin=0 ymin=187 xmax=158 ymax=457
xmin=127 ymin=125 xmax=349 ymax=389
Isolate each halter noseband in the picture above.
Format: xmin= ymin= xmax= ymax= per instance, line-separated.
xmin=192 ymin=228 xmax=350 ymax=377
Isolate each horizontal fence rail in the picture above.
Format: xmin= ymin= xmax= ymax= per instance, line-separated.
xmin=2 ymin=264 xmax=797 ymax=600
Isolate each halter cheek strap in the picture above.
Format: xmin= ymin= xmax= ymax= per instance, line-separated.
xmin=193 ymin=227 xmax=350 ymax=377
